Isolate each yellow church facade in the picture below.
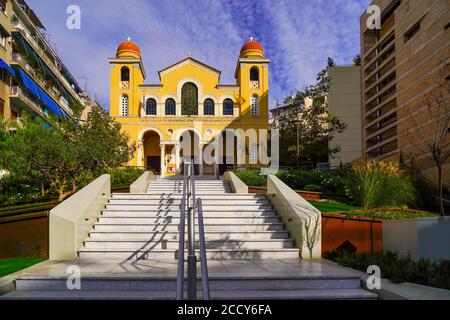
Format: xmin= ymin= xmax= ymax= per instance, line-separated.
xmin=109 ymin=38 xmax=270 ymax=176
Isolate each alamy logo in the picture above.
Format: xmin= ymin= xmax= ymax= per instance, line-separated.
xmin=66 ymin=5 xmax=81 ymax=30
xmin=366 ymin=5 xmax=381 ymax=30
xmin=66 ymin=265 xmax=81 ymax=290
xmin=366 ymin=265 xmax=381 ymax=290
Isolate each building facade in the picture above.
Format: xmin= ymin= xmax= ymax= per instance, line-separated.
xmin=109 ymin=38 xmax=270 ymax=176
xmin=328 ymin=65 xmax=363 ymax=167
xmin=0 ymin=0 xmax=89 ymax=122
xmin=360 ymin=0 xmax=449 ymax=183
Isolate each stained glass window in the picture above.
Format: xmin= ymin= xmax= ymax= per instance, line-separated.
xmin=181 ymin=82 xmax=198 ymax=115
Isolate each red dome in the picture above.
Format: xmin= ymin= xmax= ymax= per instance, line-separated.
xmin=117 ymin=38 xmax=141 ymax=56
xmin=240 ymin=39 xmax=264 ymax=54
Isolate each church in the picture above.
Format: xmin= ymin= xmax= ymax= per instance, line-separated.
xmin=109 ymin=38 xmax=270 ymax=176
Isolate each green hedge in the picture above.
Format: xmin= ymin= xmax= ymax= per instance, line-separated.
xmin=234 ymin=170 xmax=267 ymax=187
xmin=325 ymin=250 xmax=450 ymax=290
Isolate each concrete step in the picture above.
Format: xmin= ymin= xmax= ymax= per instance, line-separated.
xmin=0 ymin=288 xmax=377 ymax=300
xmin=97 ymin=216 xmax=281 ymax=225
xmin=83 ymin=239 xmax=295 ymax=250
xmin=111 ymin=194 xmax=266 ymax=199
xmin=78 ymin=248 xmax=300 ymax=260
xmin=11 ymin=275 xmax=363 ymax=291
xmin=108 ymin=199 xmax=270 ymax=205
xmin=88 ymin=231 xmax=290 ymax=240
xmin=104 ymin=205 xmax=273 ymax=211
xmin=93 ymin=223 xmax=286 ymax=232
xmin=101 ymin=211 xmax=277 ymax=218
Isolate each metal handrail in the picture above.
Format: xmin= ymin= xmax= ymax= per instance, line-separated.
xmin=176 ymin=162 xmax=210 ymax=300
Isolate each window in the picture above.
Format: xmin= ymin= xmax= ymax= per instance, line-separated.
xmin=223 ymin=98 xmax=234 ymax=116
xmin=251 ymin=95 xmax=259 ymax=116
xmin=0 ymin=0 xmax=6 ymax=14
xmin=165 ymin=98 xmax=176 ymax=115
xmin=146 ymin=98 xmax=157 ymax=115
xmin=120 ymin=94 xmax=128 ymax=116
xmin=181 ymin=82 xmax=198 ymax=115
xmin=120 ymin=66 xmax=130 ymax=82
xmin=405 ymin=22 xmax=421 ymax=43
xmin=0 ymin=29 xmax=6 ymax=48
xmin=250 ymin=67 xmax=259 ymax=81
xmin=204 ymin=98 xmax=215 ymax=116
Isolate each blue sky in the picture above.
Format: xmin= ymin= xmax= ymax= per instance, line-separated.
xmin=28 ymin=0 xmax=371 ymax=109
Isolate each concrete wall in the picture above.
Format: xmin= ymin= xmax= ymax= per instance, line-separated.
xmin=328 ymin=66 xmax=362 ymax=167
xmin=383 ymin=217 xmax=450 ymax=262
xmin=223 ymin=171 xmax=248 ymax=194
xmin=267 ymin=175 xmax=322 ymax=259
xmin=130 ymin=171 xmax=156 ymax=193
xmin=49 ymin=175 xmax=111 ymax=260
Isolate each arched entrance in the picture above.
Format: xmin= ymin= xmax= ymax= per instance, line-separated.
xmin=142 ymin=130 xmax=161 ymax=174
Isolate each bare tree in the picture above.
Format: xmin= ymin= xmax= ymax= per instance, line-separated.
xmin=407 ymin=62 xmax=450 ymax=216
xmin=304 ymin=215 xmax=321 ymax=259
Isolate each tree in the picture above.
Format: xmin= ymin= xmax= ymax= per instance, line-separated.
xmin=406 ymin=62 xmax=450 ymax=216
xmin=0 ymin=106 xmax=135 ymax=201
xmin=276 ymin=58 xmax=346 ymax=167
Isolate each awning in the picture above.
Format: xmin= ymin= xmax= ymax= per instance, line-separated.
xmin=36 ymin=86 xmax=63 ymax=117
xmin=0 ymin=58 xmax=16 ymax=76
xmin=16 ymin=67 xmax=63 ymax=117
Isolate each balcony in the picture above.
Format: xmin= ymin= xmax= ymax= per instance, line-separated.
xmin=10 ymin=85 xmax=45 ymax=117
xmin=11 ymin=19 xmax=82 ymax=105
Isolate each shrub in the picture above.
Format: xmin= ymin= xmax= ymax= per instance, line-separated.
xmin=234 ymin=170 xmax=266 ymax=187
xmin=303 ymin=184 xmax=321 ymax=192
xmin=106 ymin=167 xmax=144 ymax=187
xmin=324 ymin=250 xmax=450 ymax=290
xmin=349 ymin=162 xmax=416 ymax=209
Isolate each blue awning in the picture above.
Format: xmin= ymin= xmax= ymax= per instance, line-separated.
xmin=0 ymin=58 xmax=16 ymax=76
xmin=17 ymin=68 xmax=40 ymax=99
xmin=36 ymin=87 xmax=63 ymax=117
xmin=16 ymin=67 xmax=63 ymax=117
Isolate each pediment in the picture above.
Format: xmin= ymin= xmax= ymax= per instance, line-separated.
xmin=158 ymin=57 xmax=221 ymax=80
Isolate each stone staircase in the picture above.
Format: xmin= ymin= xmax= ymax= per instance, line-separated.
xmin=0 ymin=176 xmax=377 ymax=300
xmin=78 ymin=177 xmax=300 ymax=260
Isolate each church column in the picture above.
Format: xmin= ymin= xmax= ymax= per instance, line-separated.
xmin=175 ymin=144 xmax=181 ymax=174
xmin=160 ymin=145 xmax=166 ymax=176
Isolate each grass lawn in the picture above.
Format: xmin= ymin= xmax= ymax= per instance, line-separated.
xmin=308 ymin=201 xmax=360 ymax=213
xmin=0 ymin=258 xmax=46 ymax=278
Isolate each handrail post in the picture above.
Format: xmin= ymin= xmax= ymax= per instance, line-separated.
xmin=187 ymin=162 xmax=197 ymax=300
xmin=197 ymin=198 xmax=210 ymax=300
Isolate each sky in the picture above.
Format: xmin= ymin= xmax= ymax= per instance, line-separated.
xmin=27 ymin=0 xmax=371 ymax=110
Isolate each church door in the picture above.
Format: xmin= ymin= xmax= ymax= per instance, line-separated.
xmin=147 ymin=156 xmax=161 ymax=175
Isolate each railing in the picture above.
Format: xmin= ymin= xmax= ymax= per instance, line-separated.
xmin=176 ymin=162 xmax=210 ymax=300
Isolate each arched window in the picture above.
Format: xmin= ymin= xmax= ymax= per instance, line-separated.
xmin=223 ymin=98 xmax=234 ymax=116
xmin=165 ymin=98 xmax=176 ymax=115
xmin=204 ymin=98 xmax=215 ymax=116
xmin=120 ymin=66 xmax=130 ymax=82
xmin=251 ymin=95 xmax=259 ymax=116
xmin=250 ymin=67 xmax=259 ymax=82
xmin=146 ymin=98 xmax=157 ymax=115
xmin=181 ymin=82 xmax=198 ymax=115
xmin=120 ymin=94 xmax=128 ymax=116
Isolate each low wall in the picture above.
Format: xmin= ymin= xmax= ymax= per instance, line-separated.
xmin=49 ymin=174 xmax=111 ymax=260
xmin=223 ymin=171 xmax=248 ymax=194
xmin=383 ymin=217 xmax=450 ymax=262
xmin=267 ymin=175 xmax=322 ymax=259
xmin=130 ymin=171 xmax=156 ymax=193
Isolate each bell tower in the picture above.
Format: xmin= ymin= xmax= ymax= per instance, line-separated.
xmin=109 ymin=38 xmax=146 ymax=117
xmin=235 ymin=37 xmax=270 ymax=118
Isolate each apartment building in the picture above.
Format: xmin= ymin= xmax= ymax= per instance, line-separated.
xmin=360 ymin=0 xmax=449 ymax=183
xmin=0 ymin=0 xmax=89 ymax=121
xmin=328 ymin=65 xmax=363 ymax=167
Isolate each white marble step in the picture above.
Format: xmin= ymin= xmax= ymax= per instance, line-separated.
xmin=97 ymin=216 xmax=281 ymax=225
xmin=88 ymin=231 xmax=290 ymax=240
xmin=111 ymin=194 xmax=266 ymax=199
xmin=108 ymin=199 xmax=269 ymax=205
xmin=104 ymin=204 xmax=273 ymax=211
xmin=93 ymin=223 xmax=286 ymax=232
xmin=0 ymin=288 xmax=377 ymax=300
xmin=101 ymin=211 xmax=277 ymax=218
xmin=77 ymin=248 xmax=300 ymax=260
